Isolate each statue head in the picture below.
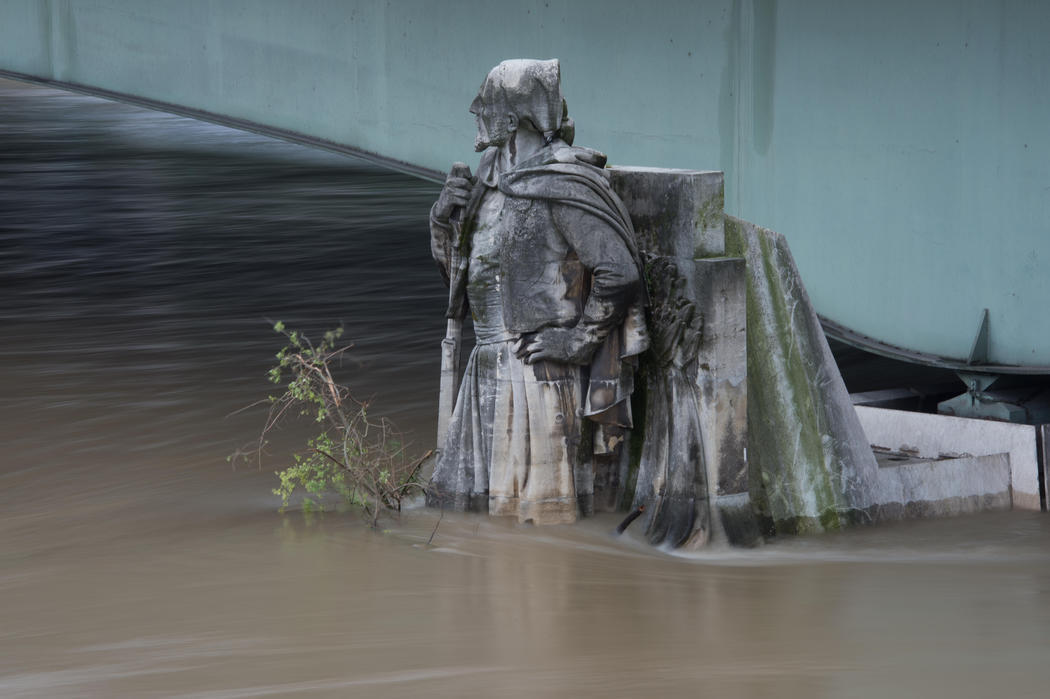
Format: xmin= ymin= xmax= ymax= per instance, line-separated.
xmin=470 ymin=59 xmax=573 ymax=152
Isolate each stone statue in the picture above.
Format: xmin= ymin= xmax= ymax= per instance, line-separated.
xmin=426 ymin=59 xmax=648 ymax=525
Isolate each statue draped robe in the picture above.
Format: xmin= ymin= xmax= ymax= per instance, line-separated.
xmin=427 ymin=142 xmax=647 ymax=524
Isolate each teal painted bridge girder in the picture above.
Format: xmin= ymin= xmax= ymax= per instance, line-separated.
xmin=2 ymin=0 xmax=1048 ymax=370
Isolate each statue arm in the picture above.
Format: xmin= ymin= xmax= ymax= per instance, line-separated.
xmin=516 ymin=202 xmax=641 ymax=365
xmin=430 ymin=203 xmax=454 ymax=286
xmin=551 ymin=201 xmax=640 ymax=339
xmin=430 ymin=164 xmax=474 ymax=286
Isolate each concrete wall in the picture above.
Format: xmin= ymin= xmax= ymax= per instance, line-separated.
xmin=2 ymin=1 xmax=1048 ymax=368
xmin=872 ymin=453 xmax=1013 ymax=520
xmin=856 ymin=405 xmax=1043 ymax=511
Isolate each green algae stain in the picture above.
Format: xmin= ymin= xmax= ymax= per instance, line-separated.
xmin=693 ymin=184 xmax=725 ymax=259
xmin=694 ymin=187 xmax=725 ymax=234
xmin=726 ymin=214 xmax=846 ymax=536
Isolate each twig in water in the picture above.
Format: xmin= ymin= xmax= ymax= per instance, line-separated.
xmin=615 ymin=505 xmax=646 ymax=535
xmin=427 ymin=506 xmax=444 ymax=546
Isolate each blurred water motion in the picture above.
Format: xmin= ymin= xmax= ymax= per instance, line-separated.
xmin=1 ymin=77 xmax=1048 ymax=699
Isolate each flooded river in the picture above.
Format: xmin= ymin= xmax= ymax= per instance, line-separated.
xmin=1 ymin=77 xmax=1048 ymax=698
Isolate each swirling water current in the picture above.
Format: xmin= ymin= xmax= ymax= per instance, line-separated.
xmin=1 ymin=77 xmax=1048 ymax=698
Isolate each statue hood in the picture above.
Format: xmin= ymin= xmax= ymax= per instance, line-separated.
xmin=471 ymin=59 xmax=566 ymax=137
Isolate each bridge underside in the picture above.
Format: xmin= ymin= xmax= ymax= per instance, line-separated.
xmin=2 ymin=0 xmax=1048 ymax=371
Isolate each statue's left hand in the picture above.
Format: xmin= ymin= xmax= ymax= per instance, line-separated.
xmin=514 ymin=327 xmax=596 ymax=365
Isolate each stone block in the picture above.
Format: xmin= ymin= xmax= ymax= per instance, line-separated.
xmin=693 ymin=257 xmax=759 ymax=547
xmin=695 ymin=258 xmax=747 ymax=496
xmin=607 ymin=166 xmax=756 ymax=547
xmin=607 ymin=167 xmax=725 ymax=259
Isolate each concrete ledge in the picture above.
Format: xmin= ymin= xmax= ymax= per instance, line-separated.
xmin=872 ymin=452 xmax=1012 ymax=520
xmin=855 ymin=406 xmax=1041 ymax=511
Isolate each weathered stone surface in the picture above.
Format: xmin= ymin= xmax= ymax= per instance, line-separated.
xmin=597 ymin=167 xmax=741 ymax=546
xmin=855 ymin=405 xmax=1043 ymax=511
xmin=608 ymin=167 xmax=725 ymax=260
xmin=725 ymin=215 xmax=880 ymax=536
xmin=427 ymin=62 xmax=755 ymax=546
xmin=428 ymin=59 xmax=647 ymax=526
xmin=587 ymin=441 xmax=631 ymax=514
xmin=871 ymin=452 xmax=1012 ymax=519
xmin=693 ymin=257 xmax=759 ymax=547
xmin=695 ymin=258 xmax=747 ymax=497
xmin=603 ymin=166 xmax=760 ymax=547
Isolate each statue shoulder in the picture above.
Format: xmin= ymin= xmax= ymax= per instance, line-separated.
xmin=500 ymin=143 xmax=613 ymax=200
xmin=550 ymin=143 xmax=608 ymax=170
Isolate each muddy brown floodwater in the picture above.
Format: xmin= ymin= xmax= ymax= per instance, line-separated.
xmin=1 ymin=78 xmax=1048 ymax=698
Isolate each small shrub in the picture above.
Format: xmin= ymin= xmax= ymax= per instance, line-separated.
xmin=233 ymin=322 xmax=429 ymax=525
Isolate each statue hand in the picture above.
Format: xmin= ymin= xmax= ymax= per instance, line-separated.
xmin=432 ymin=163 xmax=473 ymax=223
xmin=514 ymin=327 xmax=596 ymax=365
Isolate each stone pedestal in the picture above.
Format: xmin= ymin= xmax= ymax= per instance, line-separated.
xmin=606 ymin=167 xmax=757 ymax=547
xmin=598 ymin=169 xmax=876 ymax=545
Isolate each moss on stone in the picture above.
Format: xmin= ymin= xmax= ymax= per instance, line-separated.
xmin=694 ymin=186 xmax=725 ymax=239
xmin=726 ymin=214 xmax=852 ymax=536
